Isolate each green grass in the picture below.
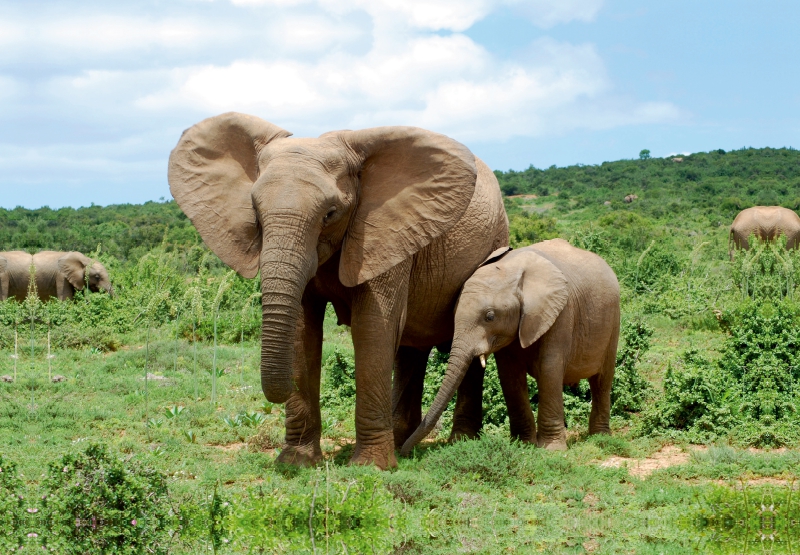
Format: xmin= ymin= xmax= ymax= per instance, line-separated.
xmin=1 ymin=307 xmax=798 ymax=553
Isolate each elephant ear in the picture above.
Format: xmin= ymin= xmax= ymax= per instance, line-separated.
xmin=516 ymin=250 xmax=569 ymax=349
xmin=168 ymin=112 xmax=292 ymax=278
xmin=58 ymin=252 xmax=91 ymax=291
xmin=480 ymin=246 xmax=512 ymax=267
xmin=336 ymin=127 xmax=477 ymax=287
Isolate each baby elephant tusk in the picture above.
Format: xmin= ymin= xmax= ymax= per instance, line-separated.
xmin=479 ymin=354 xmax=486 ymax=368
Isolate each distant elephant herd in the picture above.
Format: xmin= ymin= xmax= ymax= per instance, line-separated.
xmin=4 ymin=112 xmax=799 ymax=470
xmin=0 ymin=251 xmax=113 ymax=302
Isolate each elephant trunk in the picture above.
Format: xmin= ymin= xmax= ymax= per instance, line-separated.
xmin=399 ymin=343 xmax=476 ymax=456
xmin=258 ymin=216 xmax=318 ymax=404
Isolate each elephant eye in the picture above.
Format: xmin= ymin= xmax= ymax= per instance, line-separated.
xmin=485 ymin=310 xmax=495 ymax=322
xmin=323 ymin=206 xmax=337 ymax=222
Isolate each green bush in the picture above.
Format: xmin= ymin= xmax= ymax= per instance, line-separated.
xmin=420 ymin=433 xmax=532 ymax=487
xmin=40 ymin=443 xmax=171 ymax=555
xmin=637 ymin=352 xmax=734 ymax=442
xmin=611 ymin=320 xmax=655 ymax=416
xmin=321 ymin=347 xmax=357 ymax=408
xmin=638 ymin=302 xmax=800 ymax=447
xmin=0 ymin=454 xmax=23 ymax=551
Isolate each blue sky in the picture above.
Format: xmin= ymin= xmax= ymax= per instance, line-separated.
xmin=1 ymin=0 xmax=798 ymax=209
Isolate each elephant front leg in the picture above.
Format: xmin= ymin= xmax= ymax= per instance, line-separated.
xmin=535 ymin=355 xmax=568 ymax=451
xmin=350 ymin=260 xmax=412 ymax=469
xmin=392 ymin=346 xmax=431 ymax=448
xmin=495 ymin=345 xmax=537 ymax=444
xmin=449 ymin=358 xmax=485 ymax=441
xmin=276 ymin=292 xmax=326 ymax=467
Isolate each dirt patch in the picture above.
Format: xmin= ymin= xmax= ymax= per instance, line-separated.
xmin=711 ymin=477 xmax=798 ymax=488
xmin=506 ymin=194 xmax=538 ymax=200
xmin=598 ymin=445 xmax=694 ymax=478
xmin=214 ymin=442 xmax=248 ymax=452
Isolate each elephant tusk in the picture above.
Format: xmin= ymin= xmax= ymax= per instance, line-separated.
xmin=479 ymin=354 xmax=486 ymax=369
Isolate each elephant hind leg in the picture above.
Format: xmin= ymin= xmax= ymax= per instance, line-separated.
xmin=392 ymin=345 xmax=431 ymax=448
xmin=588 ymin=346 xmax=616 ymax=436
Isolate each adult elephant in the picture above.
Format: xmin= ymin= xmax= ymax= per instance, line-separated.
xmin=730 ymin=206 xmax=800 ymax=254
xmin=0 ymin=251 xmax=33 ymax=301
xmin=32 ymin=251 xmax=113 ymax=301
xmin=401 ymin=239 xmax=620 ymax=455
xmin=168 ymin=112 xmax=508 ymax=469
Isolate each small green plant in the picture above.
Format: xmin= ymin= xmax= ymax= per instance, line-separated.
xmin=183 ymin=430 xmax=197 ymax=444
xmin=147 ymin=418 xmax=164 ymax=429
xmin=163 ymin=405 xmax=185 ymax=419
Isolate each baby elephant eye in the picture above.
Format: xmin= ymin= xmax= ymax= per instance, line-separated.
xmin=485 ymin=310 xmax=495 ymax=322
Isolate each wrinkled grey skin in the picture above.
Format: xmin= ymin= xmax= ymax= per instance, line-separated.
xmin=168 ymin=113 xmax=508 ymax=469
xmin=32 ymin=251 xmax=113 ymax=301
xmin=0 ymin=251 xmax=33 ymax=301
xmin=401 ymin=239 xmax=620 ymax=455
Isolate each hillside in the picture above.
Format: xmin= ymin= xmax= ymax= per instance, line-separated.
xmin=2 ymin=147 xmax=798 ymax=262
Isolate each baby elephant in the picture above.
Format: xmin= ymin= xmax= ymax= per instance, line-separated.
xmin=401 ymin=239 xmax=620 ymax=454
xmin=33 ymin=251 xmax=113 ymax=301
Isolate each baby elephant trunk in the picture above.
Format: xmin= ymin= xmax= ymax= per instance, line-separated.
xmin=399 ymin=345 xmax=476 ymax=456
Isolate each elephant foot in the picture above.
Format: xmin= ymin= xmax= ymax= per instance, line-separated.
xmin=393 ymin=422 xmax=419 ymax=449
xmin=511 ymin=433 xmax=537 ymax=445
xmin=537 ymin=430 xmax=567 ymax=451
xmin=448 ymin=427 xmax=480 ymax=443
xmin=276 ymin=443 xmax=323 ymax=467
xmin=349 ymin=442 xmax=397 ymax=470
xmin=588 ymin=426 xmax=611 ymax=436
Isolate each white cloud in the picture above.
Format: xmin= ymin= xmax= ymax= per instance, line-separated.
xmin=137 ymin=33 xmax=680 ymax=142
xmin=264 ymin=14 xmax=364 ymax=53
xmin=518 ymin=0 xmax=603 ymax=28
xmin=0 ymin=0 xmax=690 ymax=208
xmin=224 ymin=0 xmax=603 ymax=32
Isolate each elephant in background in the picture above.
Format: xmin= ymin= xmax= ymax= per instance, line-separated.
xmin=169 ymin=112 xmax=508 ymax=469
xmin=730 ymin=206 xmax=800 ymax=254
xmin=0 ymin=251 xmax=33 ymax=301
xmin=32 ymin=251 xmax=113 ymax=301
xmin=401 ymin=239 xmax=620 ymax=455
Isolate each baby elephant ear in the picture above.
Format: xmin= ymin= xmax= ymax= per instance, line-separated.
xmin=517 ymin=250 xmax=569 ymax=348
xmin=58 ymin=252 xmax=91 ymax=291
xmin=168 ymin=112 xmax=292 ymax=278
xmin=480 ymin=246 xmax=512 ymax=267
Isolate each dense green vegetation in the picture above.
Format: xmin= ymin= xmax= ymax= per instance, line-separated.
xmin=2 ymin=147 xmax=799 ymax=553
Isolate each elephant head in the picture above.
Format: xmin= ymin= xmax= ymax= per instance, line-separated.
xmin=168 ymin=112 xmax=478 ymax=403
xmin=58 ymin=252 xmax=113 ymax=296
xmin=399 ymin=245 xmax=569 ymax=455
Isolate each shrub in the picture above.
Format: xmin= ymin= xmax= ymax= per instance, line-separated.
xmin=611 ymin=320 xmax=655 ymax=416
xmin=40 ymin=443 xmax=171 ymax=555
xmin=421 ymin=433 xmax=532 ymax=487
xmin=321 ymin=347 xmax=357 ymax=408
xmin=0 ymin=454 xmax=23 ymax=551
xmin=637 ymin=352 xmax=734 ymax=442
